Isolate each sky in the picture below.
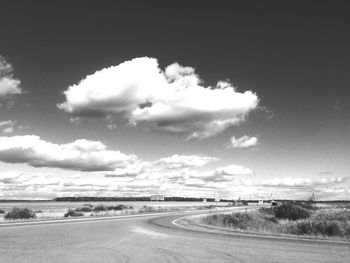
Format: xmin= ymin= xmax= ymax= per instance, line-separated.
xmin=0 ymin=0 xmax=349 ymax=200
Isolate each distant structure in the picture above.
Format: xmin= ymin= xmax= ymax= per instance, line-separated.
xmin=214 ymin=193 xmax=220 ymax=202
xmin=203 ymin=198 xmax=207 ymax=203
xmin=258 ymin=199 xmax=264 ymax=205
xmin=308 ymin=192 xmax=316 ymax=202
xmin=150 ymin=194 xmax=165 ymax=202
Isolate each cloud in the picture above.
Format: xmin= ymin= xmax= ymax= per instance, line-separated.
xmin=197 ymin=164 xmax=253 ymax=182
xmin=318 ymin=171 xmax=333 ymax=176
xmin=155 ymin=154 xmax=219 ymax=169
xmin=58 ymin=57 xmax=259 ymax=139
xmin=259 ymin=177 xmax=347 ymax=189
xmin=227 ymin=135 xmax=258 ymax=148
xmin=0 ymin=120 xmax=17 ymax=134
xmin=0 ymin=55 xmax=22 ymax=98
xmin=0 ymin=135 xmax=138 ymax=172
xmin=1 ymin=168 xmax=349 ymax=200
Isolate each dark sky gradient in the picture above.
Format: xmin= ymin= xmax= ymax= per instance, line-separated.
xmin=0 ymin=0 xmax=349 ymax=199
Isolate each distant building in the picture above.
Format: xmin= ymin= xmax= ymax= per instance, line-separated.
xmin=258 ymin=199 xmax=264 ymax=205
xmin=203 ymin=198 xmax=207 ymax=203
xmin=150 ymin=195 xmax=165 ymax=202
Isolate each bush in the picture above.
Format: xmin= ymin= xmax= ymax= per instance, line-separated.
xmin=139 ymin=205 xmax=156 ymax=213
xmin=0 ymin=209 xmax=5 ymax=214
xmin=259 ymin=207 xmax=275 ymax=215
xmin=222 ymin=213 xmax=254 ymax=230
xmin=288 ymin=220 xmax=342 ymax=237
xmin=5 ymin=208 xmax=36 ymax=220
xmin=274 ymin=202 xmax=311 ymax=220
xmin=296 ymin=201 xmax=317 ymax=210
xmin=75 ymin=206 xmax=92 ymax=212
xmin=314 ymin=210 xmax=350 ymax=222
xmin=107 ymin=204 xmax=126 ymax=211
xmin=204 ymin=212 xmax=255 ymax=230
xmin=64 ymin=209 xmax=83 ymax=217
xmin=93 ymin=204 xmax=107 ymax=212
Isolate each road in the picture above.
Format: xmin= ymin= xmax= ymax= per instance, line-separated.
xmin=0 ymin=209 xmax=349 ymax=263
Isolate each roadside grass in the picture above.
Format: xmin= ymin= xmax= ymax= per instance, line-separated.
xmin=201 ymin=202 xmax=350 ymax=240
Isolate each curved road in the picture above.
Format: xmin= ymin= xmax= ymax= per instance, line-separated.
xmin=0 ymin=210 xmax=349 ymax=262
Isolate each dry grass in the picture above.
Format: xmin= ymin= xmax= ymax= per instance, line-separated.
xmin=202 ymin=203 xmax=350 ymax=239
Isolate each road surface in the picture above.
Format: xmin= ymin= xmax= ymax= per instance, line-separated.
xmin=0 ymin=210 xmax=349 ymax=262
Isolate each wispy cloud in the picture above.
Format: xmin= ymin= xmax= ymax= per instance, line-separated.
xmin=154 ymin=154 xmax=219 ymax=169
xmin=0 ymin=55 xmax=22 ymax=98
xmin=58 ymin=57 xmax=259 ymax=139
xmin=227 ymin=135 xmax=258 ymax=148
xmin=0 ymin=120 xmax=17 ymax=134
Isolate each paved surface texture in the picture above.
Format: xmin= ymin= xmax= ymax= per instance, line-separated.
xmin=0 ymin=210 xmax=349 ymax=263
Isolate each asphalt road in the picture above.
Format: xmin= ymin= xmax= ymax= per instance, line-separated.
xmin=0 ymin=210 xmax=349 ymax=263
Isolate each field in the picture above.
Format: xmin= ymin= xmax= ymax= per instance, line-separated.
xmin=199 ymin=202 xmax=350 ymax=240
xmin=0 ymin=201 xmax=230 ymax=222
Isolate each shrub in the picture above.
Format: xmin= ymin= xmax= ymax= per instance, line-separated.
xmin=274 ymin=202 xmax=311 ymax=220
xmin=259 ymin=207 xmax=275 ymax=215
xmin=75 ymin=206 xmax=92 ymax=212
xmin=139 ymin=205 xmax=156 ymax=213
xmin=5 ymin=208 xmax=36 ymax=220
xmin=288 ymin=220 xmax=342 ymax=237
xmin=296 ymin=201 xmax=317 ymax=210
xmin=204 ymin=212 xmax=255 ymax=230
xmin=93 ymin=204 xmax=107 ymax=212
xmin=107 ymin=204 xmax=126 ymax=211
xmin=314 ymin=210 xmax=350 ymax=222
xmin=222 ymin=213 xmax=254 ymax=230
xmin=64 ymin=209 xmax=83 ymax=217
xmin=0 ymin=209 xmax=5 ymax=214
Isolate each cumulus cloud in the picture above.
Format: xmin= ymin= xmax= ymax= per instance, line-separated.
xmin=227 ymin=135 xmax=258 ymax=148
xmin=0 ymin=135 xmax=137 ymax=172
xmin=155 ymin=154 xmax=219 ymax=169
xmin=0 ymin=55 xmax=22 ymax=98
xmin=58 ymin=57 xmax=259 ymax=139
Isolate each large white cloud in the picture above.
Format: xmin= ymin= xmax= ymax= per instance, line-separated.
xmin=58 ymin=57 xmax=259 ymax=139
xmin=227 ymin=135 xmax=258 ymax=148
xmin=0 ymin=135 xmax=138 ymax=172
xmin=0 ymin=55 xmax=22 ymax=98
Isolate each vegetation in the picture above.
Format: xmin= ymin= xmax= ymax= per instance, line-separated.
xmin=274 ymin=202 xmax=311 ymax=220
xmin=5 ymin=208 xmax=36 ymax=220
xmin=92 ymin=204 xmax=108 ymax=212
xmin=201 ymin=202 xmax=350 ymax=240
xmin=0 ymin=209 xmax=5 ymax=214
xmin=75 ymin=206 xmax=93 ymax=212
xmin=107 ymin=204 xmax=129 ymax=211
xmin=64 ymin=209 xmax=84 ymax=217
